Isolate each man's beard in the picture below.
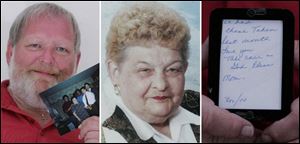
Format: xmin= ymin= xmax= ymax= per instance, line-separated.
xmin=8 ymin=56 xmax=70 ymax=110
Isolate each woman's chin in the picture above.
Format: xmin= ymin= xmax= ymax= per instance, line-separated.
xmin=148 ymin=104 xmax=174 ymax=118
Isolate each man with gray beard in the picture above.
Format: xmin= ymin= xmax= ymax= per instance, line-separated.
xmin=1 ymin=3 xmax=99 ymax=143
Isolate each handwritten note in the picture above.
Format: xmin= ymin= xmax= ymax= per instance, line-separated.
xmin=219 ymin=20 xmax=282 ymax=110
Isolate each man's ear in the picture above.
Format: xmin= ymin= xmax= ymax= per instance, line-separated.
xmin=107 ymin=59 xmax=120 ymax=85
xmin=6 ymin=40 xmax=14 ymax=66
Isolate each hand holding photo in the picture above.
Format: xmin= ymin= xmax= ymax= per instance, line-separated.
xmin=40 ymin=63 xmax=99 ymax=135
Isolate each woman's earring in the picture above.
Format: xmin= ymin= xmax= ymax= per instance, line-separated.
xmin=114 ymin=84 xmax=120 ymax=96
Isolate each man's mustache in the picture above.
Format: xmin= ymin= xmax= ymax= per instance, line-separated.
xmin=29 ymin=64 xmax=62 ymax=79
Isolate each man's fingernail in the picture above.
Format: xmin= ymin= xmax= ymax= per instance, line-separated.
xmin=78 ymin=124 xmax=82 ymax=129
xmin=241 ymin=125 xmax=254 ymax=137
xmin=261 ymin=134 xmax=272 ymax=142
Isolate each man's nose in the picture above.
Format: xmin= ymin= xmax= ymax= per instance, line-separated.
xmin=39 ymin=47 xmax=55 ymax=65
xmin=152 ymin=72 xmax=168 ymax=91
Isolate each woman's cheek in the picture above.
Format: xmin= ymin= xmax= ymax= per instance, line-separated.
xmin=134 ymin=77 xmax=152 ymax=98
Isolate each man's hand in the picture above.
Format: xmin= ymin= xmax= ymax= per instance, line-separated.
xmin=78 ymin=116 xmax=99 ymax=143
xmin=261 ymin=98 xmax=299 ymax=143
xmin=202 ymin=95 xmax=255 ymax=138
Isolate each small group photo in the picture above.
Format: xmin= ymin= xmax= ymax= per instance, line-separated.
xmin=40 ymin=63 xmax=99 ymax=135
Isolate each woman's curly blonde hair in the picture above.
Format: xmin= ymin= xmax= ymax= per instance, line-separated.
xmin=106 ymin=2 xmax=191 ymax=63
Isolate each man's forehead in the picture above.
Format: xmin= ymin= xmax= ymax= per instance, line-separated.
xmin=19 ymin=15 xmax=75 ymax=43
xmin=24 ymin=14 xmax=73 ymax=30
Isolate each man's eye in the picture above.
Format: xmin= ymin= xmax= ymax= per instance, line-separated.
xmin=56 ymin=47 xmax=69 ymax=54
xmin=27 ymin=44 xmax=42 ymax=49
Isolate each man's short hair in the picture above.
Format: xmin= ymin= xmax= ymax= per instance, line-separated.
xmin=9 ymin=2 xmax=81 ymax=52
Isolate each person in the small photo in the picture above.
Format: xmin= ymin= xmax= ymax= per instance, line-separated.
xmin=62 ymin=95 xmax=77 ymax=130
xmin=84 ymin=82 xmax=97 ymax=96
xmin=62 ymin=95 xmax=73 ymax=116
xmin=81 ymin=86 xmax=98 ymax=116
xmin=74 ymin=88 xmax=84 ymax=105
xmin=102 ymin=2 xmax=200 ymax=143
xmin=71 ymin=96 xmax=90 ymax=126
xmin=87 ymin=82 xmax=100 ymax=115
xmin=1 ymin=2 xmax=99 ymax=143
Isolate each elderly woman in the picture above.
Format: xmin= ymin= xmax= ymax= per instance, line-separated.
xmin=102 ymin=2 xmax=200 ymax=143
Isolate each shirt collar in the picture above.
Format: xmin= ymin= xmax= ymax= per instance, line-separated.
xmin=168 ymin=107 xmax=200 ymax=141
xmin=1 ymin=80 xmax=54 ymax=129
xmin=114 ymin=96 xmax=154 ymax=140
xmin=1 ymin=80 xmax=19 ymax=110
